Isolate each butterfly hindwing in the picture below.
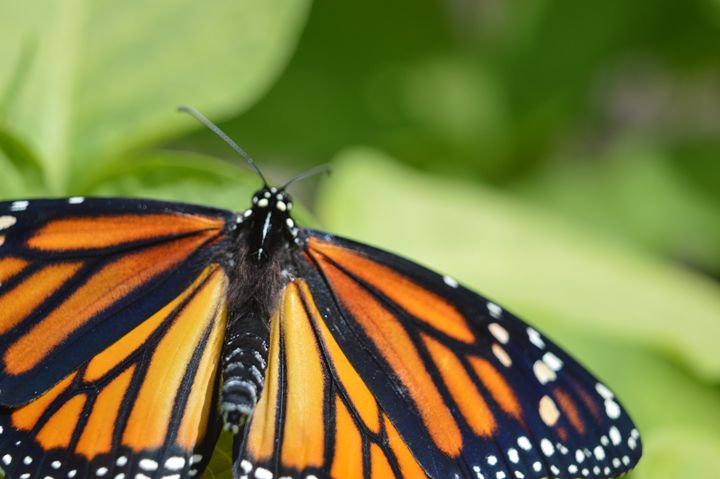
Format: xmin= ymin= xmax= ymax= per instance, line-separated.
xmin=0 ymin=264 xmax=228 ymax=479
xmin=0 ymin=198 xmax=232 ymax=407
xmin=258 ymin=229 xmax=641 ymax=479
xmin=233 ymin=279 xmax=428 ymax=479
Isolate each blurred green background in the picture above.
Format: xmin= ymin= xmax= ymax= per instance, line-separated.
xmin=1 ymin=1 xmax=720 ymax=478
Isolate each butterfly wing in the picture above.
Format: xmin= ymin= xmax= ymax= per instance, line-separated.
xmin=233 ymin=279 xmax=428 ymax=479
xmin=0 ymin=198 xmax=233 ymax=407
xmin=0 ymin=264 xmax=228 ymax=479
xmin=234 ymin=229 xmax=642 ymax=479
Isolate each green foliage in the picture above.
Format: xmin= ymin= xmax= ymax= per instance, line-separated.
xmin=2 ymin=0 xmax=720 ymax=477
xmin=0 ymin=0 xmax=311 ymax=195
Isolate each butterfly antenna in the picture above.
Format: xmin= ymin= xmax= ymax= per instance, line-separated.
xmin=177 ymin=105 xmax=268 ymax=186
xmin=280 ymin=163 xmax=332 ymax=190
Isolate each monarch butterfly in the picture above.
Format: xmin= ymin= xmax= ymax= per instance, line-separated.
xmin=0 ymin=107 xmax=641 ymax=479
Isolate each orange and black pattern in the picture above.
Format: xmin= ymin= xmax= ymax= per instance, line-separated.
xmin=0 ymin=188 xmax=642 ymax=479
xmin=235 ymin=280 xmax=427 ymax=479
xmin=0 ymin=198 xmax=230 ymax=407
xmin=0 ymin=265 xmax=227 ymax=479
xmin=305 ymin=233 xmax=640 ymax=478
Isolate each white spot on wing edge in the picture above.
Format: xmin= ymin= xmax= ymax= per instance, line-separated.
xmin=540 ymin=438 xmax=554 ymax=457
xmin=542 ymin=352 xmax=563 ymax=371
xmin=165 ymin=457 xmax=186 ymax=470
xmin=0 ymin=216 xmax=16 ymax=231
xmin=488 ymin=323 xmax=509 ymax=344
xmin=487 ymin=302 xmax=502 ymax=319
xmin=443 ymin=275 xmax=459 ymax=288
xmin=492 ymin=343 xmax=512 ymax=367
xmin=596 ymin=382 xmax=614 ymax=399
xmin=605 ymin=398 xmax=621 ymax=419
xmin=68 ymin=197 xmax=85 ymax=204
xmin=2 ymin=454 xmax=11 ymax=465
xmin=10 ymin=201 xmax=28 ymax=211
xmin=139 ymin=459 xmax=158 ymax=471
xmin=532 ymin=360 xmax=556 ymax=384
xmin=539 ymin=395 xmax=560 ymax=426
xmin=594 ymin=445 xmax=606 ymax=460
xmin=517 ymin=436 xmax=532 ymax=451
xmin=628 ymin=436 xmax=638 ymax=450
xmin=527 ymin=327 xmax=545 ymax=349
xmin=239 ymin=460 xmax=252 ymax=473
xmin=254 ymin=468 xmax=273 ymax=479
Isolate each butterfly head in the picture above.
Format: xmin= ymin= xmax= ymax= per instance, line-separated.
xmin=238 ymin=186 xmax=298 ymax=262
xmin=251 ymin=186 xmax=293 ymax=214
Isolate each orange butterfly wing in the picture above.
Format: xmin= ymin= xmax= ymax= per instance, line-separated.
xmin=233 ymin=231 xmax=641 ymax=479
xmin=234 ymin=279 xmax=427 ymax=479
xmin=0 ymin=265 xmax=228 ymax=479
xmin=0 ymin=198 xmax=231 ymax=407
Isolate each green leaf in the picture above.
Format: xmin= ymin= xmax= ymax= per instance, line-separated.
xmin=515 ymin=142 xmax=720 ymax=275
xmin=632 ymin=427 xmax=720 ymax=479
xmin=0 ymin=0 xmax=311 ymax=193
xmin=316 ymin=148 xmax=720 ymax=380
xmin=0 ymin=126 xmax=44 ymax=186
xmin=203 ymin=432 xmax=234 ymax=479
xmin=84 ymin=149 xmax=318 ymax=227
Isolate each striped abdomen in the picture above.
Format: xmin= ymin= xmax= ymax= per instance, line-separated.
xmin=220 ymin=312 xmax=270 ymax=433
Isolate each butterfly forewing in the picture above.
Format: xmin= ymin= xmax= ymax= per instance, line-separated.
xmin=0 ymin=198 xmax=232 ymax=407
xmin=309 ymin=231 xmax=641 ymax=478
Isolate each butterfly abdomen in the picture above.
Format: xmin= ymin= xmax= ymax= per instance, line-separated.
xmin=221 ymin=316 xmax=270 ymax=433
